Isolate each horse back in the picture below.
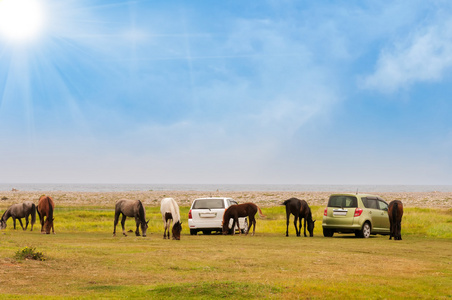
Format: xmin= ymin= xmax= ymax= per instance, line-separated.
xmin=283 ymin=198 xmax=302 ymax=216
xmin=388 ymin=200 xmax=403 ymax=222
xmin=116 ymin=199 xmax=144 ymax=218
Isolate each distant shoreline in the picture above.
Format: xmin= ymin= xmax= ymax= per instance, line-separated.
xmin=2 ymin=183 xmax=452 ymax=193
xmin=1 ymin=190 xmax=451 ymax=209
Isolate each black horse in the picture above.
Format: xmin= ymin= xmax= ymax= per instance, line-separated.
xmin=282 ymin=198 xmax=315 ymax=237
xmin=113 ymin=199 xmax=149 ymax=237
xmin=0 ymin=201 xmax=36 ymax=231
xmin=388 ymin=200 xmax=403 ymax=240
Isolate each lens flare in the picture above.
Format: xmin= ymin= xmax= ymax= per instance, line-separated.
xmin=0 ymin=0 xmax=45 ymax=42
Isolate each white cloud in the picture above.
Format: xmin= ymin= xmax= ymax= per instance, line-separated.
xmin=362 ymin=17 xmax=452 ymax=93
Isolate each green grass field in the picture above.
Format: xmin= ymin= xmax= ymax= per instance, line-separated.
xmin=0 ymin=206 xmax=451 ymax=299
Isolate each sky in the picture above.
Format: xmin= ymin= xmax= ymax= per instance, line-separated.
xmin=1 ymin=0 xmax=452 ymax=185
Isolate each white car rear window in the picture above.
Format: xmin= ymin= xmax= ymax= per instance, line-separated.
xmin=192 ymin=199 xmax=225 ymax=209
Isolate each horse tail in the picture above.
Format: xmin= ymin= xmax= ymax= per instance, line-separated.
xmin=392 ymin=201 xmax=398 ymax=223
xmin=257 ymin=205 xmax=266 ymax=218
xmin=31 ymin=203 xmax=36 ymax=225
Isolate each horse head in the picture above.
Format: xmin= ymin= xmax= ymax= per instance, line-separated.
xmin=44 ymin=217 xmax=54 ymax=234
xmin=308 ymin=219 xmax=316 ymax=237
xmin=0 ymin=219 xmax=6 ymax=230
xmin=172 ymin=221 xmax=182 ymax=240
xmin=141 ymin=219 xmax=149 ymax=237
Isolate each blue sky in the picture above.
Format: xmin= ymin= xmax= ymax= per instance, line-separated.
xmin=1 ymin=0 xmax=452 ymax=185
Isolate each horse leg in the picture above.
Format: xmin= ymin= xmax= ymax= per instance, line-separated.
xmin=18 ymin=218 xmax=25 ymax=230
xmin=134 ymin=217 xmax=141 ymax=236
xmin=252 ymin=218 xmax=256 ymax=236
xmin=40 ymin=216 xmax=46 ymax=234
xmin=293 ymin=215 xmax=299 ymax=237
xmin=24 ymin=216 xmax=29 ymax=230
xmin=397 ymin=221 xmax=402 ymax=240
xmin=303 ymin=217 xmax=307 ymax=237
xmin=164 ymin=220 xmax=170 ymax=239
xmin=163 ymin=221 xmax=167 ymax=239
xmin=236 ymin=217 xmax=242 ymax=235
xmin=285 ymin=212 xmax=290 ymax=237
xmin=121 ymin=214 xmax=128 ymax=236
xmin=113 ymin=211 xmax=120 ymax=236
xmin=37 ymin=210 xmax=44 ymax=233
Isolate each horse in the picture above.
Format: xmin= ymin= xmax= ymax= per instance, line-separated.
xmin=388 ymin=200 xmax=403 ymax=240
xmin=160 ymin=197 xmax=182 ymax=240
xmin=282 ymin=198 xmax=316 ymax=237
xmin=0 ymin=202 xmax=36 ymax=231
xmin=113 ymin=199 xmax=149 ymax=237
xmin=222 ymin=203 xmax=265 ymax=236
xmin=37 ymin=195 xmax=55 ymax=234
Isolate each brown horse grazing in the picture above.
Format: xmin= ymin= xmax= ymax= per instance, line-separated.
xmin=388 ymin=200 xmax=404 ymax=240
xmin=113 ymin=199 xmax=149 ymax=237
xmin=222 ymin=203 xmax=265 ymax=236
xmin=0 ymin=202 xmax=36 ymax=231
xmin=282 ymin=198 xmax=316 ymax=237
xmin=37 ymin=195 xmax=55 ymax=234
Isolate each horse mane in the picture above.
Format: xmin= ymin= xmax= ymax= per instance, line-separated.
xmin=47 ymin=197 xmax=54 ymax=220
xmin=170 ymin=199 xmax=181 ymax=224
xmin=137 ymin=200 xmax=146 ymax=222
xmin=0 ymin=209 xmax=7 ymax=222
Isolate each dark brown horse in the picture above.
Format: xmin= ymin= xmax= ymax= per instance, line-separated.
xmin=37 ymin=195 xmax=55 ymax=234
xmin=388 ymin=200 xmax=403 ymax=240
xmin=0 ymin=202 xmax=36 ymax=231
xmin=222 ymin=203 xmax=265 ymax=236
xmin=282 ymin=198 xmax=316 ymax=237
xmin=113 ymin=199 xmax=149 ymax=237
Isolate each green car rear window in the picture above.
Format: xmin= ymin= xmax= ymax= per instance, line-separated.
xmin=328 ymin=196 xmax=357 ymax=208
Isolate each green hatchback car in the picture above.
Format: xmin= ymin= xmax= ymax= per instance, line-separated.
xmin=322 ymin=193 xmax=390 ymax=238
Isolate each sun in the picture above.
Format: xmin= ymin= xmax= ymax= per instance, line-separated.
xmin=0 ymin=0 xmax=45 ymax=42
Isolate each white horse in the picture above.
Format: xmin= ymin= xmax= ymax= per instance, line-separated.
xmin=160 ymin=198 xmax=182 ymax=240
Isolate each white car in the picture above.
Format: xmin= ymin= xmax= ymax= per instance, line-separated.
xmin=188 ymin=197 xmax=248 ymax=235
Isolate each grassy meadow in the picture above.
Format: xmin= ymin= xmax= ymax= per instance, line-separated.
xmin=0 ymin=205 xmax=451 ymax=299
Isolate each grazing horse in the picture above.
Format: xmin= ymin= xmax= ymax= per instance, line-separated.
xmin=222 ymin=203 xmax=265 ymax=236
xmin=160 ymin=197 xmax=182 ymax=240
xmin=0 ymin=202 xmax=36 ymax=231
xmin=37 ymin=195 xmax=55 ymax=234
xmin=113 ymin=199 xmax=149 ymax=237
xmin=282 ymin=198 xmax=316 ymax=237
xmin=388 ymin=200 xmax=404 ymax=240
